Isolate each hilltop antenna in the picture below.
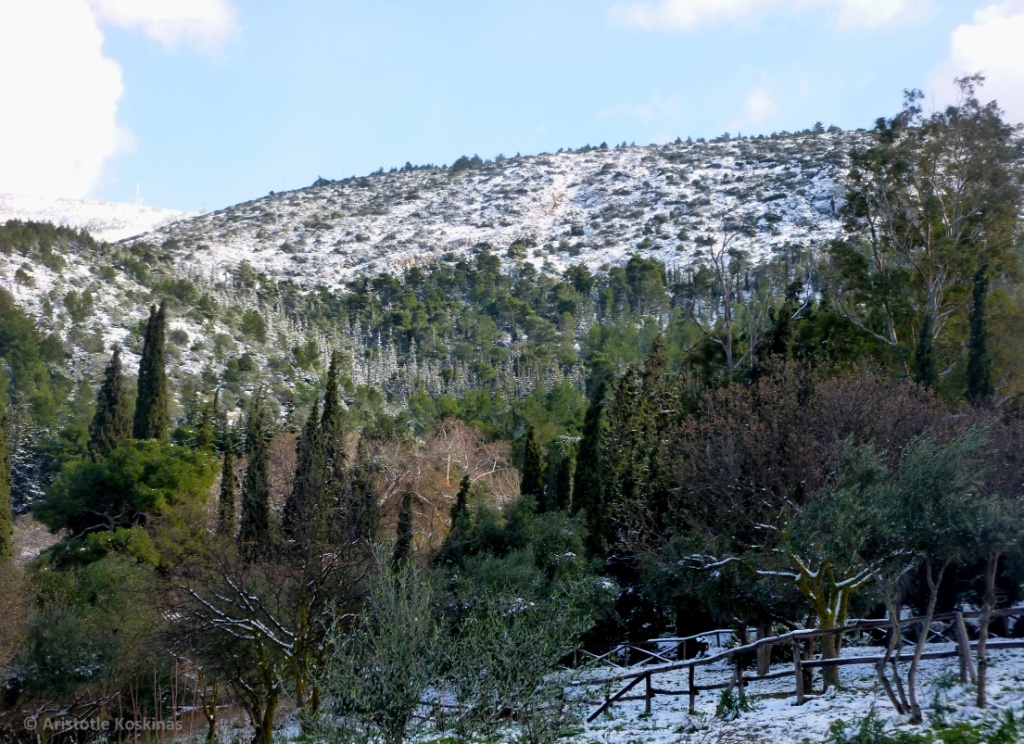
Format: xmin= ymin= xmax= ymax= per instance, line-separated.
xmin=135 ymin=182 xmax=143 ymax=206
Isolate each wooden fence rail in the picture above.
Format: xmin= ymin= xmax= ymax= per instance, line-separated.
xmin=583 ymin=607 xmax=1024 ymax=722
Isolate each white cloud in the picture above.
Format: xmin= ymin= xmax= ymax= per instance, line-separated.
xmin=88 ymin=0 xmax=238 ymax=53
xmin=928 ymin=1 xmax=1024 ymax=124
xmin=0 ymin=0 xmax=236 ymax=200
xmin=609 ymin=0 xmax=932 ymax=31
xmin=0 ymin=0 xmax=125 ymax=198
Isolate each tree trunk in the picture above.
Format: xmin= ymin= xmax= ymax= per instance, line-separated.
xmin=908 ymin=560 xmax=948 ymax=724
xmin=977 ymin=551 xmax=1001 ymax=709
xmin=874 ymin=590 xmax=906 ymax=715
xmin=820 ymin=632 xmax=841 ymax=690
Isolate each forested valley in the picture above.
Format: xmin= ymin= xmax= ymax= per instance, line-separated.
xmin=2 ymin=79 xmax=1024 ymax=743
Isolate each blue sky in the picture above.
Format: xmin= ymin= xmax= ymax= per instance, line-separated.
xmin=2 ymin=0 xmax=1023 ymax=212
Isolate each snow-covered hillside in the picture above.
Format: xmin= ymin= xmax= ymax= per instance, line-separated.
xmin=132 ymin=131 xmax=864 ymax=288
xmin=0 ymin=192 xmax=194 ymax=243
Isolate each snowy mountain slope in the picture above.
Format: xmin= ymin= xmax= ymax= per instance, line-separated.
xmin=130 ymin=131 xmax=864 ymax=288
xmin=0 ymin=192 xmax=195 ymax=243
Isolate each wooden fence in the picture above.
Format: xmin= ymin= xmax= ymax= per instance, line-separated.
xmin=581 ymin=607 xmax=1024 ymax=722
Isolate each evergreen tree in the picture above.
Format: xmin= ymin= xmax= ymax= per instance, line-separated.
xmin=283 ymin=399 xmax=322 ymax=537
xmin=0 ymin=414 xmax=11 ymax=562
xmin=218 ymin=431 xmax=236 ymax=537
xmin=320 ymin=351 xmax=347 ymax=516
xmin=392 ymin=490 xmax=413 ymax=571
xmin=437 ymin=473 xmax=471 ymax=568
xmin=195 ymin=403 xmax=216 ymax=451
xmin=966 ymin=264 xmax=994 ymax=407
xmin=349 ymin=437 xmax=379 ymax=547
xmin=520 ymin=424 xmax=546 ymax=510
xmin=87 ymin=345 xmax=131 ymax=461
xmin=239 ymin=390 xmax=271 ymax=556
xmin=912 ymin=312 xmax=937 ymax=388
xmin=133 ymin=302 xmax=169 ymax=440
xmin=573 ymin=380 xmax=607 ymax=556
xmin=553 ymin=447 xmax=574 ymax=511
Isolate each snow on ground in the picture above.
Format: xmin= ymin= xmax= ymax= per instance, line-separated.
xmin=572 ymin=642 xmax=1024 ymax=743
xmin=0 ymin=192 xmax=194 ymax=242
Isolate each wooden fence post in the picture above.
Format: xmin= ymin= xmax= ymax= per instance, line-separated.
xmin=688 ymin=665 xmax=696 ymax=713
xmin=736 ymin=656 xmax=745 ymax=700
xmin=644 ymin=672 xmax=652 ymax=715
xmin=793 ymin=640 xmax=805 ymax=705
xmin=955 ymin=611 xmax=977 ymax=685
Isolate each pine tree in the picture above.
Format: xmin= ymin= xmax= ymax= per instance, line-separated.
xmin=912 ymin=312 xmax=937 ymax=388
xmin=392 ymin=490 xmax=413 ymax=571
xmin=218 ymin=431 xmax=236 ymax=537
xmin=0 ymin=414 xmax=12 ymax=562
xmin=239 ymin=390 xmax=271 ymax=556
xmin=133 ymin=302 xmax=169 ymax=439
xmin=283 ymin=399 xmax=322 ymax=537
xmin=438 ymin=473 xmax=472 ymax=568
xmin=966 ymin=264 xmax=994 ymax=407
xmin=573 ymin=380 xmax=607 ymax=556
xmin=87 ymin=345 xmax=131 ymax=461
xmin=519 ymin=424 xmax=546 ymax=510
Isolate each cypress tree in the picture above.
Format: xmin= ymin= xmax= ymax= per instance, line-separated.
xmin=195 ymin=403 xmax=216 ymax=452
xmin=349 ymin=437 xmax=379 ymax=546
xmin=438 ymin=473 xmax=472 ymax=568
xmin=519 ymin=425 xmax=546 ymax=510
xmin=0 ymin=414 xmax=12 ymax=562
xmin=553 ymin=447 xmax=574 ymax=511
xmin=218 ymin=431 xmax=236 ymax=537
xmin=912 ymin=312 xmax=937 ymax=388
xmin=239 ymin=390 xmax=271 ymax=556
xmin=966 ymin=264 xmax=994 ymax=407
xmin=88 ymin=345 xmax=131 ymax=461
xmin=392 ymin=490 xmax=414 ymax=571
xmin=320 ymin=351 xmax=347 ymax=515
xmin=283 ymin=399 xmax=322 ymax=537
xmin=573 ymin=380 xmax=607 ymax=556
xmin=133 ymin=302 xmax=169 ymax=439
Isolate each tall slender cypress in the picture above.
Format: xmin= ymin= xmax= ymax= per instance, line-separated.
xmin=320 ymin=351 xmax=347 ymax=514
xmin=966 ymin=264 xmax=994 ymax=407
xmin=239 ymin=390 xmax=271 ymax=556
xmin=349 ymin=437 xmax=379 ymax=546
xmin=133 ymin=302 xmax=169 ymax=439
xmin=88 ymin=345 xmax=131 ymax=461
xmin=573 ymin=380 xmax=607 ymax=556
xmin=392 ymin=490 xmax=414 ymax=571
xmin=520 ymin=424 xmax=546 ymax=510
xmin=283 ymin=399 xmax=322 ymax=537
xmin=553 ymin=447 xmax=574 ymax=511
xmin=218 ymin=432 xmax=236 ymax=537
xmin=0 ymin=415 xmax=12 ymax=563
xmin=912 ymin=312 xmax=937 ymax=389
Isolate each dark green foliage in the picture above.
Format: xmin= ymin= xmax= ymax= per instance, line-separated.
xmin=283 ymin=399 xmax=322 ymax=537
xmin=438 ymin=473 xmax=472 ymax=568
xmin=239 ymin=390 xmax=272 ymax=555
xmin=392 ymin=490 xmax=414 ymax=571
xmin=552 ymin=445 xmax=574 ymax=511
xmin=35 ymin=440 xmax=218 ymax=537
xmin=519 ymin=424 xmax=546 ymax=510
xmin=0 ymin=287 xmax=68 ymax=424
xmin=349 ymin=437 xmax=380 ymax=547
xmin=133 ymin=302 xmax=169 ymax=440
xmin=913 ymin=312 xmax=936 ymax=388
xmin=966 ymin=264 xmax=994 ymax=407
xmin=88 ymin=346 xmax=132 ymax=461
xmin=0 ymin=414 xmax=11 ymax=562
xmin=573 ymin=380 xmax=607 ymax=556
xmin=218 ymin=434 xmax=236 ymax=537
xmin=195 ymin=403 xmax=216 ymax=451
